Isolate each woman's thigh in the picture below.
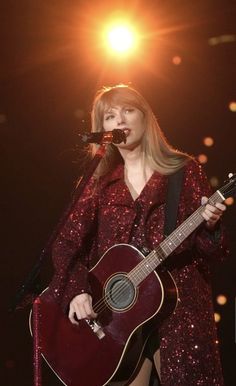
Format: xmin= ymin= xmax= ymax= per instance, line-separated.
xmin=127 ymin=357 xmax=153 ymax=386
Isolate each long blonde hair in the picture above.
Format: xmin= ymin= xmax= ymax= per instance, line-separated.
xmin=90 ymin=84 xmax=191 ymax=177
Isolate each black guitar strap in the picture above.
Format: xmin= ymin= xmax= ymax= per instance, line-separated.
xmin=164 ymin=167 xmax=184 ymax=237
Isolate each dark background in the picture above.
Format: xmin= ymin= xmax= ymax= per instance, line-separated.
xmin=1 ymin=1 xmax=236 ymax=385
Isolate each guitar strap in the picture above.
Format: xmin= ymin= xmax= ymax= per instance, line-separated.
xmin=164 ymin=167 xmax=184 ymax=237
xmin=145 ymin=167 xmax=185 ymax=386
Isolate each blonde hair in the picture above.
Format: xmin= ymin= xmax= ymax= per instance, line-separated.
xmin=90 ymin=84 xmax=191 ymax=177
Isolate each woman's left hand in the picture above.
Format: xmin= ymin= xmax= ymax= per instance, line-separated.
xmin=201 ymin=196 xmax=227 ymax=230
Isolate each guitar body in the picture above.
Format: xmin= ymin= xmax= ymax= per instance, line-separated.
xmin=31 ymin=244 xmax=178 ymax=386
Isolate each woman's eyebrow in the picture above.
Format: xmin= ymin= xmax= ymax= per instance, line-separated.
xmin=104 ymin=108 xmax=115 ymax=114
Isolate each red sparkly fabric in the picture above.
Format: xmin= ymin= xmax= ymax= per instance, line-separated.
xmin=48 ymin=158 xmax=228 ymax=386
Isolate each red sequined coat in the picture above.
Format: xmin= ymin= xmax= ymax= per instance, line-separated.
xmin=48 ymin=159 xmax=228 ymax=386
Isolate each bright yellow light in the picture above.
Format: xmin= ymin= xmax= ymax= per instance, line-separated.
xmin=107 ymin=24 xmax=136 ymax=53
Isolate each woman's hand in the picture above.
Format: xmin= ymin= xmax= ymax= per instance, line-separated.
xmin=201 ymin=196 xmax=226 ymax=230
xmin=68 ymin=293 xmax=97 ymax=325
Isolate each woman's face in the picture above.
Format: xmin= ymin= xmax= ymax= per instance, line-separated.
xmin=102 ymin=105 xmax=145 ymax=150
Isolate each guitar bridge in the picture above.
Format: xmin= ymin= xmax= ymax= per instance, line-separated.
xmin=85 ymin=319 xmax=105 ymax=340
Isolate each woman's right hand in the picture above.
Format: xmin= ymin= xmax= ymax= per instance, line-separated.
xmin=68 ymin=293 xmax=97 ymax=325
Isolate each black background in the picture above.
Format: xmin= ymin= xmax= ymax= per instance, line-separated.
xmin=1 ymin=1 xmax=236 ymax=385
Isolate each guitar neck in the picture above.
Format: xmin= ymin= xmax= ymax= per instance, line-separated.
xmin=128 ymin=189 xmax=224 ymax=286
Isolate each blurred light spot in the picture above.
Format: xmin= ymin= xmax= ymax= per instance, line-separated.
xmin=208 ymin=34 xmax=236 ymax=46
xmin=203 ymin=136 xmax=214 ymax=147
xmin=225 ymin=197 xmax=234 ymax=206
xmin=209 ymin=176 xmax=219 ymax=188
xmin=198 ymin=154 xmax=208 ymax=164
xmin=215 ymin=340 xmax=219 ymax=345
xmin=216 ymin=295 xmax=227 ymax=305
xmin=172 ymin=55 xmax=182 ymax=65
xmin=74 ymin=109 xmax=85 ymax=119
xmin=0 ymin=113 xmax=7 ymax=124
xmin=229 ymin=101 xmax=236 ymax=112
xmin=214 ymin=312 xmax=221 ymax=323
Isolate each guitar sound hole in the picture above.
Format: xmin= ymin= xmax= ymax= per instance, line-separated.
xmin=105 ymin=274 xmax=136 ymax=311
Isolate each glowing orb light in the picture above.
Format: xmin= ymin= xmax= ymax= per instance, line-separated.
xmin=107 ymin=25 xmax=135 ymax=53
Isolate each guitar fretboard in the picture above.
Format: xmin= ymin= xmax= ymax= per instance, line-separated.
xmin=128 ymin=190 xmax=224 ymax=286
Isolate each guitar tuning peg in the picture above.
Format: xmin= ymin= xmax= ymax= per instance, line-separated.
xmin=228 ymin=173 xmax=233 ymax=179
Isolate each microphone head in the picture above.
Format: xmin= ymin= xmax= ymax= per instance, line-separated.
xmin=112 ymin=129 xmax=127 ymax=144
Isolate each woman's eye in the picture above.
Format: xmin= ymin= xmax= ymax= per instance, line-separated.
xmin=105 ymin=114 xmax=115 ymax=120
xmin=125 ymin=108 xmax=134 ymax=113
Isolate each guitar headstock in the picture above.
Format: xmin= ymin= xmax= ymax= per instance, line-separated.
xmin=219 ymin=173 xmax=236 ymax=200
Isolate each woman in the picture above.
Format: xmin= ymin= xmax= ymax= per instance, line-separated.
xmin=48 ymin=85 xmax=228 ymax=385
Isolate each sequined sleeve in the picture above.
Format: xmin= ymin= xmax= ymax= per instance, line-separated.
xmin=180 ymin=159 xmax=229 ymax=261
xmin=48 ymin=178 xmax=99 ymax=312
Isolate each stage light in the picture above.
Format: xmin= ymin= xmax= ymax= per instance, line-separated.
xmin=216 ymin=295 xmax=227 ymax=306
xmin=104 ymin=22 xmax=137 ymax=55
xmin=203 ymin=136 xmax=214 ymax=147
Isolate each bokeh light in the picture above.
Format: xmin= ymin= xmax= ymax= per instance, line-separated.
xmin=208 ymin=34 xmax=236 ymax=46
xmin=225 ymin=197 xmax=234 ymax=206
xmin=172 ymin=55 xmax=182 ymax=65
xmin=229 ymin=101 xmax=236 ymax=112
xmin=197 ymin=154 xmax=208 ymax=164
xmin=216 ymin=295 xmax=227 ymax=305
xmin=214 ymin=313 xmax=221 ymax=323
xmin=203 ymin=136 xmax=214 ymax=147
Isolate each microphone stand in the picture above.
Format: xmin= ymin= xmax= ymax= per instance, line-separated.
xmin=10 ymin=144 xmax=107 ymax=312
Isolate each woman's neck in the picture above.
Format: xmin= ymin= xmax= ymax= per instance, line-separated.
xmin=119 ymin=145 xmax=145 ymax=170
xmin=118 ymin=146 xmax=154 ymax=200
xmin=119 ymin=145 xmax=153 ymax=181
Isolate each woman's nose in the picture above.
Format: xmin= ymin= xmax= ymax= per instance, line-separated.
xmin=116 ymin=112 xmax=125 ymax=125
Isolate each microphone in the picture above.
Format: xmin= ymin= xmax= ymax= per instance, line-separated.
xmin=79 ymin=129 xmax=127 ymax=144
